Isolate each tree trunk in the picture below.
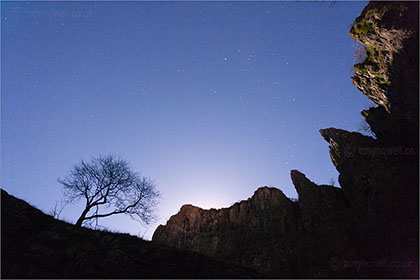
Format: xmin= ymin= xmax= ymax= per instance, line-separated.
xmin=75 ymin=206 xmax=91 ymax=227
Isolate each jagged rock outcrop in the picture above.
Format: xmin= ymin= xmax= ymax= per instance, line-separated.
xmin=318 ymin=2 xmax=419 ymax=277
xmin=154 ymin=177 xmax=360 ymax=278
xmin=290 ymin=170 xmax=350 ymax=229
xmin=154 ymin=187 xmax=300 ymax=277
xmin=350 ymin=1 xmax=418 ymax=144
xmin=1 ymin=189 xmax=261 ymax=279
xmin=153 ymin=2 xmax=418 ymax=278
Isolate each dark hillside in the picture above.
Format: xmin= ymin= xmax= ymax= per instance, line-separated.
xmin=1 ymin=189 xmax=260 ymax=278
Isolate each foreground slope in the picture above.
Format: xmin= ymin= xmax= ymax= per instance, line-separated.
xmin=153 ymin=2 xmax=419 ymax=278
xmin=1 ymin=189 xmax=260 ymax=278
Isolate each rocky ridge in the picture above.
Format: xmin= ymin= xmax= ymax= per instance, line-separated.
xmin=154 ymin=187 xmax=300 ymax=277
xmin=153 ymin=2 xmax=419 ymax=278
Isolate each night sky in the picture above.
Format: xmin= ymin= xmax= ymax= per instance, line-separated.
xmin=2 ymin=1 xmax=369 ymax=240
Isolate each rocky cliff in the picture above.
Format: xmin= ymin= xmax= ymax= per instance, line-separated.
xmin=153 ymin=2 xmax=419 ymax=278
xmin=154 ymin=187 xmax=301 ymax=277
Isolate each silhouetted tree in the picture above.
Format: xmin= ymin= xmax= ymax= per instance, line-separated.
xmin=58 ymin=154 xmax=159 ymax=227
xmin=49 ymin=199 xmax=66 ymax=219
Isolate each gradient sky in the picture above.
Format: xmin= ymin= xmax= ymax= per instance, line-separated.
xmin=2 ymin=1 xmax=369 ymax=240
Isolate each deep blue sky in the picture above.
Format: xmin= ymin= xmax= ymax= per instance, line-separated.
xmin=2 ymin=1 xmax=369 ymax=240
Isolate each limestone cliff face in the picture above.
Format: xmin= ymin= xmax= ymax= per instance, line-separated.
xmin=318 ymin=3 xmax=419 ymax=277
xmin=154 ymin=187 xmax=301 ymax=276
xmin=350 ymin=1 xmax=418 ymax=143
xmin=153 ymin=2 xmax=418 ymax=278
xmin=154 ymin=182 xmax=356 ymax=278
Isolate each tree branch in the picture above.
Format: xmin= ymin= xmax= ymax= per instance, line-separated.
xmin=84 ymin=194 xmax=143 ymax=220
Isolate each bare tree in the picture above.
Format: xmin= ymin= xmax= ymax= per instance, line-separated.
xmin=58 ymin=154 xmax=159 ymax=228
xmin=49 ymin=199 xmax=67 ymax=220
